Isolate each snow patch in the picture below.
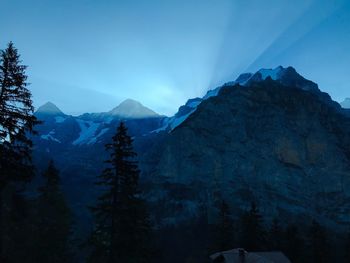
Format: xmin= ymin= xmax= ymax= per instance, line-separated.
xmin=187 ymin=100 xmax=202 ymax=108
xmin=170 ymin=109 xmax=196 ymax=130
xmin=96 ymin=128 xmax=109 ymax=138
xmin=203 ymin=87 xmax=221 ymax=100
xmin=72 ymin=119 xmax=100 ymax=145
xmin=41 ymin=130 xmax=61 ymax=143
xmin=55 ymin=116 xmax=66 ymax=123
xmin=87 ymin=128 xmax=110 ymax=144
xmin=104 ymin=117 xmax=113 ymax=124
xmin=258 ymin=66 xmax=283 ymax=80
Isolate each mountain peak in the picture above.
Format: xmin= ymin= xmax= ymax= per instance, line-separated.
xmin=233 ymin=66 xmax=286 ymax=85
xmin=36 ymin=102 xmax=64 ymax=115
xmin=237 ymin=66 xmax=320 ymax=93
xmin=119 ymin=98 xmax=143 ymax=107
xmin=109 ymin=99 xmax=159 ymax=119
xmin=161 ymin=66 xmax=333 ymax=132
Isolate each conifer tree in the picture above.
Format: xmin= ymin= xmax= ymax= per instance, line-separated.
xmin=0 ymin=42 xmax=37 ymax=186
xmin=343 ymin=230 xmax=350 ymax=263
xmin=212 ymin=200 xmax=234 ymax=252
xmin=88 ymin=122 xmax=152 ymax=263
xmin=283 ymin=224 xmax=303 ymax=263
xmin=0 ymin=42 xmax=37 ymax=262
xmin=2 ymin=187 xmax=37 ymax=263
xmin=239 ymin=202 xmax=265 ymax=251
xmin=309 ymin=220 xmax=329 ymax=263
xmin=32 ymin=160 xmax=73 ymax=263
xmin=267 ymin=218 xmax=283 ymax=250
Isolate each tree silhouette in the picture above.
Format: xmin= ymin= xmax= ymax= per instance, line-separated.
xmin=211 ymin=200 xmax=235 ymax=252
xmin=267 ymin=218 xmax=283 ymax=250
xmin=88 ymin=122 xmax=152 ymax=263
xmin=309 ymin=220 xmax=329 ymax=263
xmin=283 ymin=224 xmax=304 ymax=263
xmin=0 ymin=42 xmax=37 ymax=261
xmin=32 ymin=160 xmax=73 ymax=263
xmin=239 ymin=202 xmax=265 ymax=251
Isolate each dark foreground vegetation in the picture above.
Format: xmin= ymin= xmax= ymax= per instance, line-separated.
xmin=1 ymin=42 xmax=350 ymax=263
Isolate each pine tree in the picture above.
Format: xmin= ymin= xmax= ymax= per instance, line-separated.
xmin=0 ymin=42 xmax=37 ymax=262
xmin=343 ymin=230 xmax=350 ymax=263
xmin=239 ymin=202 xmax=265 ymax=251
xmin=88 ymin=122 xmax=152 ymax=263
xmin=211 ymin=200 xmax=235 ymax=252
xmin=267 ymin=218 xmax=283 ymax=250
xmin=1 ymin=186 xmax=38 ymax=263
xmin=283 ymin=224 xmax=304 ymax=263
xmin=0 ymin=42 xmax=37 ymax=186
xmin=32 ymin=160 xmax=73 ymax=263
xmin=309 ymin=220 xmax=329 ymax=263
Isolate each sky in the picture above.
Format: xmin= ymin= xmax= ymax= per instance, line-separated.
xmin=0 ymin=0 xmax=349 ymax=116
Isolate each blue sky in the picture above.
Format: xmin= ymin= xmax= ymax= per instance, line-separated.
xmin=1 ymin=0 xmax=349 ymax=115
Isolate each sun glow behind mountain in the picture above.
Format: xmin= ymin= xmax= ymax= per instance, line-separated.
xmin=0 ymin=0 xmax=349 ymax=115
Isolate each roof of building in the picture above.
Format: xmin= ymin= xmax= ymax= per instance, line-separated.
xmin=210 ymin=248 xmax=291 ymax=263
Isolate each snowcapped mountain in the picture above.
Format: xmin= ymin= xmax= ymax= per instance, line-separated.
xmin=341 ymin=98 xmax=350 ymax=109
xmin=35 ymin=67 xmax=343 ymax=145
xmin=34 ymin=99 xmax=166 ymax=146
xmin=158 ymin=66 xmax=340 ymax=132
xmin=109 ymin=99 xmax=159 ymax=118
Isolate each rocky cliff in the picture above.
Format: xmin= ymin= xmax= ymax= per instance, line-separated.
xmin=142 ymin=78 xmax=350 ymax=229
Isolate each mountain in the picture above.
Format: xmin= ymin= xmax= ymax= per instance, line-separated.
xmin=109 ymin=99 xmax=159 ymax=118
xmin=142 ymin=77 xmax=350 ymax=229
xmin=36 ymin=101 xmax=65 ymax=116
xmin=33 ymin=99 xmax=165 ymax=146
xmin=31 ymin=67 xmax=350 ymax=236
xmin=341 ymin=98 xmax=350 ymax=109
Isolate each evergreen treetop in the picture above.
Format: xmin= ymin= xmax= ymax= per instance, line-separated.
xmin=34 ymin=160 xmax=73 ymax=263
xmin=239 ymin=202 xmax=265 ymax=251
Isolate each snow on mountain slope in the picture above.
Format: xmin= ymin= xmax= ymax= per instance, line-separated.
xmin=72 ymin=120 xmax=101 ymax=145
xmin=41 ymin=130 xmax=61 ymax=143
xmin=55 ymin=116 xmax=66 ymax=123
xmin=257 ymin=66 xmax=283 ymax=80
xmin=35 ymin=99 xmax=166 ymax=146
xmin=169 ymin=109 xmax=196 ymax=130
xmin=71 ymin=99 xmax=162 ymax=144
xmin=87 ymin=127 xmax=110 ymax=145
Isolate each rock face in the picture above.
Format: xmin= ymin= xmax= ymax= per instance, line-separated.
xmin=142 ymin=79 xmax=350 ymax=229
